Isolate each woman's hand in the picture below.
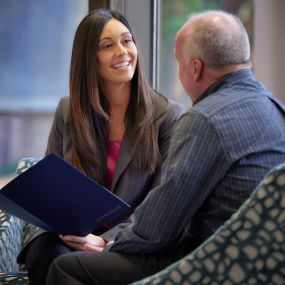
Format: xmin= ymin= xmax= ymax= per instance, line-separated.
xmin=59 ymin=234 xmax=106 ymax=253
xmin=83 ymin=240 xmax=114 ymax=252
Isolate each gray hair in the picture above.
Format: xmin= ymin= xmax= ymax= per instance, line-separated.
xmin=182 ymin=10 xmax=250 ymax=69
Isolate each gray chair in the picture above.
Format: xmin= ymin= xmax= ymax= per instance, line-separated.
xmin=132 ymin=163 xmax=285 ymax=285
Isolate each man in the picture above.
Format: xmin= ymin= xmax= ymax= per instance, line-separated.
xmin=46 ymin=10 xmax=285 ymax=285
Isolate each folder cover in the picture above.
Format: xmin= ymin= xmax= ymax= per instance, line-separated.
xmin=0 ymin=154 xmax=131 ymax=236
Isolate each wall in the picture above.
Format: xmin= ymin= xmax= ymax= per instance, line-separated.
xmin=254 ymin=0 xmax=285 ymax=102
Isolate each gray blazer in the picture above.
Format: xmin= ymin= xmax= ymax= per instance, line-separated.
xmin=46 ymin=95 xmax=184 ymax=240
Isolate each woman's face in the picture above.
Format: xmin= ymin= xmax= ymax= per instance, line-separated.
xmin=97 ymin=18 xmax=138 ymax=86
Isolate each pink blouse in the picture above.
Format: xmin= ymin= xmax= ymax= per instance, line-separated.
xmin=106 ymin=140 xmax=122 ymax=187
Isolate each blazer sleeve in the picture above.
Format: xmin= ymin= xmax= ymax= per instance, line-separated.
xmin=45 ymin=97 xmax=68 ymax=157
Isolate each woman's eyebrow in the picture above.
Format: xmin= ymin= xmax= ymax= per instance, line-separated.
xmin=99 ymin=32 xmax=131 ymax=42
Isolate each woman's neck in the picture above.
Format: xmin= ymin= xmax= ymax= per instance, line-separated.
xmin=101 ymin=82 xmax=131 ymax=107
xmin=101 ymin=82 xmax=131 ymax=141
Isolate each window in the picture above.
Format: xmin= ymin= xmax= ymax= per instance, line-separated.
xmin=0 ymin=0 xmax=88 ymax=175
xmin=0 ymin=0 xmax=88 ymax=112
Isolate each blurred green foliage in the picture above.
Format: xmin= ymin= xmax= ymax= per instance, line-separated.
xmin=162 ymin=0 xmax=218 ymax=38
xmin=1 ymin=160 xmax=18 ymax=175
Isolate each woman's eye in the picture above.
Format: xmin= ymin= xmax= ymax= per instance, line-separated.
xmin=123 ymin=39 xmax=132 ymax=44
xmin=100 ymin=43 xmax=112 ymax=50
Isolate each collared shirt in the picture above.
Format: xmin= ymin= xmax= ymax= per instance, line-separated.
xmin=110 ymin=69 xmax=285 ymax=256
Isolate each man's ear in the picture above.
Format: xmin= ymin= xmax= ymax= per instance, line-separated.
xmin=192 ymin=59 xmax=203 ymax=82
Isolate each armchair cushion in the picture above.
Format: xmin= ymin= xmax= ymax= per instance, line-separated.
xmin=0 ymin=213 xmax=23 ymax=273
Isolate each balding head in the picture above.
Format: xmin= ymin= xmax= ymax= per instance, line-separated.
xmin=176 ymin=10 xmax=251 ymax=69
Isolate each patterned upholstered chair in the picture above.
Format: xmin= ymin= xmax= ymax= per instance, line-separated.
xmin=132 ymin=163 xmax=285 ymax=285
xmin=0 ymin=158 xmax=41 ymax=285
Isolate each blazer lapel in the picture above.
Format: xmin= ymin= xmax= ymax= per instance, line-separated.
xmin=111 ymin=137 xmax=133 ymax=191
xmin=110 ymin=95 xmax=166 ymax=192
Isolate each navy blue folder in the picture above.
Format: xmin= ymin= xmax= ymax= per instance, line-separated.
xmin=0 ymin=154 xmax=131 ymax=236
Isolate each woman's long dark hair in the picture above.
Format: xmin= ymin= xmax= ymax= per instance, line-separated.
xmin=70 ymin=9 xmax=160 ymax=187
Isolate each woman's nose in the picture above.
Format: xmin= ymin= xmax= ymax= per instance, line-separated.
xmin=116 ymin=44 xmax=128 ymax=56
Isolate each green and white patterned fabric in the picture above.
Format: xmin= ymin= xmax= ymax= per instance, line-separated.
xmin=133 ymin=163 xmax=285 ymax=285
xmin=0 ymin=273 xmax=29 ymax=285
xmin=0 ymin=213 xmax=23 ymax=273
xmin=0 ymin=157 xmax=41 ymax=285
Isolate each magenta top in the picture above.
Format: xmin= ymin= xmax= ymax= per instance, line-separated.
xmin=106 ymin=140 xmax=122 ymax=187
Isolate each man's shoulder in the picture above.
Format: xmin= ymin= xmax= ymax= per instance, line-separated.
xmin=190 ymin=91 xmax=233 ymax=119
xmin=180 ymin=88 xmax=280 ymax=134
xmin=192 ymin=86 xmax=277 ymax=118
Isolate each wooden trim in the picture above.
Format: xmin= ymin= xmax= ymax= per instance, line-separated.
xmin=89 ymin=0 xmax=110 ymax=11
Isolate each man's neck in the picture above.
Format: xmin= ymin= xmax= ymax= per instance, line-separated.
xmin=209 ymin=62 xmax=251 ymax=80
xmin=192 ymin=65 xmax=251 ymax=104
xmin=192 ymin=63 xmax=251 ymax=103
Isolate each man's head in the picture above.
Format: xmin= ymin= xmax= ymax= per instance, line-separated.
xmin=175 ymin=10 xmax=251 ymax=102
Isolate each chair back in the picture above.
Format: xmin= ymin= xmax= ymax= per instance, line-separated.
xmin=133 ymin=163 xmax=285 ymax=284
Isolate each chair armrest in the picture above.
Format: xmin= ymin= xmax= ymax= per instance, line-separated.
xmin=0 ymin=272 xmax=30 ymax=284
xmin=0 ymin=157 xmax=42 ymax=277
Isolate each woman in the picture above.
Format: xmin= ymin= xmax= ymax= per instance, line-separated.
xmin=19 ymin=9 xmax=184 ymax=285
